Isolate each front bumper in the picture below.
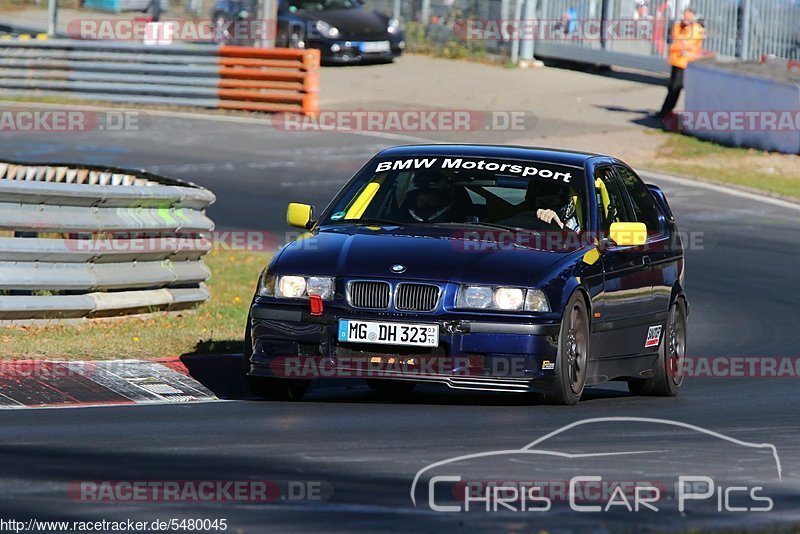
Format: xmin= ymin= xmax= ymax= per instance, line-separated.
xmin=247 ymin=303 xmax=561 ymax=393
xmin=310 ymin=37 xmax=405 ymax=64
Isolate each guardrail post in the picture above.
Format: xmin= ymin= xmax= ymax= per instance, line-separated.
xmin=510 ymin=0 xmax=524 ymax=64
xmin=600 ymin=0 xmax=610 ymax=51
xmin=47 ymin=0 xmax=57 ymax=37
xmin=420 ymin=0 xmax=430 ymax=24
xmin=739 ymin=0 xmax=752 ymax=61
xmin=519 ymin=0 xmax=536 ymax=61
xmin=260 ymin=0 xmax=278 ymax=48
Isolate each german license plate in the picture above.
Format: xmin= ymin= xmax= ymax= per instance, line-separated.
xmin=360 ymin=41 xmax=390 ymax=53
xmin=338 ymin=319 xmax=439 ymax=347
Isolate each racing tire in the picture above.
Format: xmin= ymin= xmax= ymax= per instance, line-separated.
xmin=242 ymin=318 xmax=309 ymax=401
xmin=547 ymin=292 xmax=590 ymax=406
xmin=627 ymin=299 xmax=687 ymax=397
xmin=366 ymin=379 xmax=416 ymax=396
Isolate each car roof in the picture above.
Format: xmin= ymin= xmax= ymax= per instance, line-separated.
xmin=375 ymin=144 xmax=601 ymax=168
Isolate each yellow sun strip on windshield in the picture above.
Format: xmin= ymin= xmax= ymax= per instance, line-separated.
xmin=344 ymin=181 xmax=381 ymax=220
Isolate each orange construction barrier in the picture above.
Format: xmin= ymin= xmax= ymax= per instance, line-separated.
xmin=217 ymin=46 xmax=320 ymax=115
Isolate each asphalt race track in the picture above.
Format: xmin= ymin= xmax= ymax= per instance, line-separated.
xmin=1 ymin=110 xmax=800 ymax=531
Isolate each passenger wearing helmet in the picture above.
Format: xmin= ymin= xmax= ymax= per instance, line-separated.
xmin=527 ymin=180 xmax=573 ymax=230
xmin=499 ymin=180 xmax=579 ymax=231
xmin=402 ymin=171 xmax=460 ymax=223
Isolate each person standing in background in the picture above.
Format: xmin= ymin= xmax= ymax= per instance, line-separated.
xmin=655 ymin=7 xmax=705 ymax=119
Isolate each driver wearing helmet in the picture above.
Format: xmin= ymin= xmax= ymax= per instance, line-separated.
xmin=402 ymin=170 xmax=461 ymax=223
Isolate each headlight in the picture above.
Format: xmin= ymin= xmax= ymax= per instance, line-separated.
xmin=387 ymin=18 xmax=401 ymax=34
xmin=457 ymin=285 xmax=550 ymax=312
xmin=316 ymin=20 xmax=340 ymax=39
xmin=274 ymin=275 xmax=335 ymax=300
xmin=495 ymin=287 xmax=524 ymax=310
xmin=306 ymin=276 xmax=335 ymax=300
xmin=461 ymin=286 xmax=493 ymax=308
xmin=524 ymin=289 xmax=550 ymax=312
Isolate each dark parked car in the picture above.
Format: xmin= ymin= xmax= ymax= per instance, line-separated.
xmin=276 ymin=0 xmax=405 ymax=64
xmin=244 ymin=145 xmax=688 ymax=405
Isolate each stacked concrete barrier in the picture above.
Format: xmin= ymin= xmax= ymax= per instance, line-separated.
xmin=0 ymin=40 xmax=320 ymax=115
xmin=684 ymin=60 xmax=800 ymax=154
xmin=0 ymin=161 xmax=216 ymax=321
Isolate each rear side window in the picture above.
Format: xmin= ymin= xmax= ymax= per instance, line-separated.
xmin=615 ymin=165 xmax=663 ymax=233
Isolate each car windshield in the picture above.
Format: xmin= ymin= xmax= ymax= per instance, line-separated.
xmin=287 ymin=0 xmax=359 ymax=11
xmin=321 ymin=156 xmax=587 ymax=233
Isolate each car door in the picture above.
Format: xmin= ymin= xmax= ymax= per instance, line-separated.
xmin=614 ymin=164 xmax=676 ymax=320
xmin=593 ymin=165 xmax=658 ymax=358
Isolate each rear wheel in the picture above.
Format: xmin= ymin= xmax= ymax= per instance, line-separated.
xmin=628 ymin=299 xmax=687 ymax=396
xmin=242 ymin=319 xmax=309 ymax=401
xmin=366 ymin=379 xmax=416 ymax=397
xmin=548 ymin=292 xmax=589 ymax=405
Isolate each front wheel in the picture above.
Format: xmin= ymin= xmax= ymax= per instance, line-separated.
xmin=242 ymin=319 xmax=309 ymax=401
xmin=547 ymin=292 xmax=590 ymax=405
xmin=628 ymin=299 xmax=687 ymax=396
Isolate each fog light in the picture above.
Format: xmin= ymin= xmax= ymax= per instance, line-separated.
xmin=399 ymin=40 xmax=406 ymax=50
xmin=330 ymin=43 xmax=341 ymax=53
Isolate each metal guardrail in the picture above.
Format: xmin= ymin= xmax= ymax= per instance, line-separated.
xmin=0 ymin=40 xmax=320 ymax=115
xmin=0 ymin=161 xmax=216 ymax=321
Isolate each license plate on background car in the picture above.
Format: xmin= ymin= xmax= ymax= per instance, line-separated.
xmin=338 ymin=320 xmax=439 ymax=347
xmin=360 ymin=41 xmax=391 ymax=53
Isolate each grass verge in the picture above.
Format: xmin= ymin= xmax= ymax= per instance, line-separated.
xmin=644 ymin=131 xmax=800 ymax=200
xmin=0 ymin=250 xmax=272 ymax=360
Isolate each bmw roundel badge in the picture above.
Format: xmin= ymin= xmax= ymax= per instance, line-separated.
xmin=390 ymin=264 xmax=406 ymax=273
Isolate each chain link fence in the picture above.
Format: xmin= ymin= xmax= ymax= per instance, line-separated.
xmin=366 ymin=0 xmax=800 ymax=65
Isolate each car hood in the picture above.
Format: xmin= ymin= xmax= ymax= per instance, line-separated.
xmin=273 ymin=225 xmax=585 ymax=287
xmin=301 ymin=8 xmax=389 ymax=37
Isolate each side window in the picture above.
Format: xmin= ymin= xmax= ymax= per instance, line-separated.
xmin=594 ymin=166 xmax=632 ymax=232
xmin=615 ymin=165 xmax=663 ymax=232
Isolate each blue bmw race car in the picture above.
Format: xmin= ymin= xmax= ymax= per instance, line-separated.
xmin=245 ymin=145 xmax=688 ymax=405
